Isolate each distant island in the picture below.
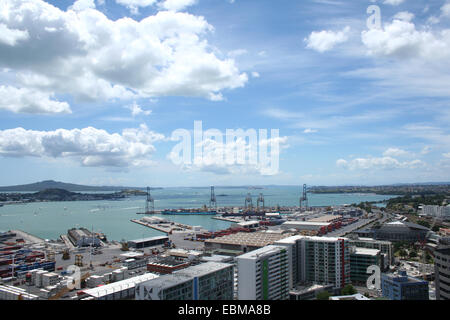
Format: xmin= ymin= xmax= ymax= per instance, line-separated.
xmin=0 ymin=180 xmax=162 ymax=192
xmin=0 ymin=188 xmax=130 ymax=203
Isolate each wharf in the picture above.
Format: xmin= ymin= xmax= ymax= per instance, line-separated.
xmin=10 ymin=229 xmax=45 ymax=244
xmin=212 ymin=216 xmax=243 ymax=223
xmin=131 ymin=219 xmax=196 ymax=235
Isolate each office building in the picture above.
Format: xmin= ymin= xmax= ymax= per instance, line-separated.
xmin=350 ymin=247 xmax=382 ymax=285
xmin=136 ymin=262 xmax=234 ymax=300
xmin=349 ymin=236 xmax=393 ymax=267
xmin=381 ymin=271 xmax=429 ymax=300
xmin=237 ymin=245 xmax=290 ymax=300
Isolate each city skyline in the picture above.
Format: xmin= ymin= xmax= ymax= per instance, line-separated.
xmin=1 ymin=0 xmax=450 ymax=187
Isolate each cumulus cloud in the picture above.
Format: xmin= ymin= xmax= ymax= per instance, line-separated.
xmin=126 ymin=101 xmax=152 ymax=117
xmin=168 ymin=134 xmax=288 ymax=176
xmin=383 ymin=147 xmax=411 ymax=158
xmin=305 ymin=26 xmax=350 ymax=53
xmin=361 ymin=18 xmax=447 ymax=59
xmin=0 ymin=0 xmax=247 ymax=107
xmin=336 ymin=156 xmax=425 ymax=170
xmin=0 ymin=124 xmax=164 ymax=167
xmin=393 ymin=11 xmax=414 ymax=22
xmin=0 ymin=86 xmax=71 ymax=114
xmin=303 ymin=128 xmax=318 ymax=134
xmin=158 ymin=0 xmax=198 ymax=12
xmin=115 ymin=0 xmax=157 ymax=14
xmin=383 ymin=0 xmax=405 ymax=6
xmin=70 ymin=0 xmax=96 ymax=11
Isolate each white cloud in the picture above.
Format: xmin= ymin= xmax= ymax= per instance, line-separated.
xmin=393 ymin=11 xmax=414 ymax=22
xmin=168 ymin=135 xmax=288 ymax=176
xmin=421 ymin=146 xmax=432 ymax=155
xmin=0 ymin=85 xmax=71 ymax=114
xmin=303 ymin=128 xmax=318 ymax=134
xmin=443 ymin=152 xmax=450 ymax=158
xmin=251 ymin=71 xmax=260 ymax=78
xmin=383 ymin=147 xmax=411 ymax=158
xmin=158 ymin=0 xmax=198 ymax=12
xmin=0 ymin=0 xmax=247 ymax=106
xmin=383 ymin=0 xmax=405 ymax=6
xmin=70 ymin=0 xmax=96 ymax=11
xmin=442 ymin=3 xmax=450 ymax=18
xmin=126 ymin=101 xmax=152 ymax=117
xmin=115 ymin=0 xmax=157 ymax=14
xmin=0 ymin=23 xmax=29 ymax=46
xmin=0 ymin=124 xmax=164 ymax=167
xmin=336 ymin=156 xmax=425 ymax=170
xmin=361 ymin=19 xmax=447 ymax=60
xmin=305 ymin=26 xmax=350 ymax=53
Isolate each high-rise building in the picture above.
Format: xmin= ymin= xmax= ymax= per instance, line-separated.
xmin=348 ymin=236 xmax=393 ymax=268
xmin=274 ymin=235 xmax=351 ymax=290
xmin=381 ymin=271 xmax=429 ymax=300
xmin=237 ymin=245 xmax=290 ymax=300
xmin=435 ymin=238 xmax=450 ymax=300
xmin=135 ymin=262 xmax=234 ymax=300
xmin=350 ymin=247 xmax=382 ymax=285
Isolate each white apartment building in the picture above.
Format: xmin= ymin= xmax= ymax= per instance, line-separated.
xmin=420 ymin=205 xmax=450 ymax=221
xmin=274 ymin=235 xmax=351 ymax=290
xmin=237 ymin=245 xmax=290 ymax=300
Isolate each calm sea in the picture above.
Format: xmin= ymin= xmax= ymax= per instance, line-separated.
xmin=0 ymin=186 xmax=397 ymax=241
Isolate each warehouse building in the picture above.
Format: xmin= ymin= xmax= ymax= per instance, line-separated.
xmin=136 ymin=262 xmax=234 ymax=300
xmin=67 ymin=228 xmax=102 ymax=247
xmin=147 ymin=257 xmax=190 ymax=274
xmin=281 ymin=221 xmax=331 ymax=233
xmin=204 ymin=232 xmax=293 ymax=253
xmin=127 ymin=236 xmax=169 ymax=249
xmin=80 ymin=273 xmax=159 ymax=300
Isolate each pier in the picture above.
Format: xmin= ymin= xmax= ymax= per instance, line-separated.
xmin=131 ymin=219 xmax=199 ymax=235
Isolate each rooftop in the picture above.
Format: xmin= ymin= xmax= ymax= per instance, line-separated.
xmin=204 ymin=232 xmax=293 ymax=247
xmin=128 ymin=236 xmax=169 ymax=243
xmin=237 ymin=245 xmax=286 ymax=260
xmin=330 ymin=293 xmax=371 ymax=300
xmin=352 ymin=247 xmax=380 ymax=256
xmin=82 ymin=273 xmax=159 ymax=298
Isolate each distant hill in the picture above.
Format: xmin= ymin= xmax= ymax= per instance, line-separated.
xmin=0 ymin=180 xmax=148 ymax=192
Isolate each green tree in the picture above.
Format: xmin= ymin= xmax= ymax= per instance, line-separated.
xmin=409 ymin=250 xmax=418 ymax=258
xmin=316 ymin=291 xmax=331 ymax=300
xmin=341 ymin=284 xmax=357 ymax=296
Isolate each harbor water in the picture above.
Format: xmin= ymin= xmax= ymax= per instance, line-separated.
xmin=0 ymin=186 xmax=397 ymax=241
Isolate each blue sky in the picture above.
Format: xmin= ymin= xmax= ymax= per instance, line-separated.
xmin=0 ymin=0 xmax=450 ymax=187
